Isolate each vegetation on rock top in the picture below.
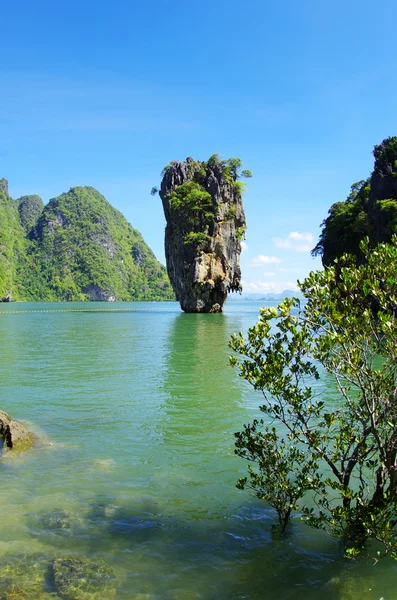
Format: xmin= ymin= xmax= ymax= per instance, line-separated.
xmin=153 ymin=154 xmax=251 ymax=252
xmin=313 ymin=136 xmax=397 ymax=265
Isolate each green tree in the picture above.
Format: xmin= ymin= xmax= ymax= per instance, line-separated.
xmin=312 ymin=179 xmax=371 ymax=266
xmin=230 ymin=238 xmax=397 ymax=559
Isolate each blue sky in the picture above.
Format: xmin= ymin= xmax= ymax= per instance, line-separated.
xmin=2 ymin=0 xmax=397 ymax=294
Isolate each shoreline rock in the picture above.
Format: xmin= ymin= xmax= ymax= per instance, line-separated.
xmin=0 ymin=410 xmax=34 ymax=451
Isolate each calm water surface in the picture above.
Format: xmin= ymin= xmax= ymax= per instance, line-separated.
xmin=0 ymin=301 xmax=395 ymax=599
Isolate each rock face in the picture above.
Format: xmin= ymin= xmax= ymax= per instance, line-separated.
xmin=0 ymin=410 xmax=34 ymax=451
xmin=0 ymin=177 xmax=8 ymax=194
xmin=368 ymin=138 xmax=397 ymax=245
xmin=82 ymin=284 xmax=116 ymax=302
xmin=159 ymin=156 xmax=247 ymax=313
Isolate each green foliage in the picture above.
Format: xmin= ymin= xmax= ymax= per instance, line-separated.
xmin=190 ymin=154 xmax=252 ymax=184
xmin=168 ymin=181 xmax=214 ymax=248
xmin=157 ymin=154 xmax=249 ymax=253
xmin=224 ymin=205 xmax=237 ymax=220
xmin=236 ymin=227 xmax=245 ymax=241
xmin=183 ymin=232 xmax=210 ymax=246
xmin=233 ymin=181 xmax=247 ymax=197
xmin=373 ymin=137 xmax=397 ymax=173
xmin=230 ymin=238 xmax=397 ymax=559
xmin=312 ymin=180 xmax=371 ymax=265
xmin=314 ymin=137 xmax=397 ymax=265
xmin=0 ymin=185 xmax=174 ymax=301
xmin=0 ymin=187 xmax=30 ymax=299
xmin=17 ymin=195 xmax=44 ymax=230
xmin=375 ymin=199 xmax=397 ymax=237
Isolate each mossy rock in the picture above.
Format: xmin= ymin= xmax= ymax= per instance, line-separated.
xmin=52 ymin=557 xmax=116 ymax=600
xmin=0 ymin=553 xmax=55 ymax=599
xmin=0 ymin=411 xmax=34 ymax=452
xmin=3 ymin=587 xmax=58 ymax=599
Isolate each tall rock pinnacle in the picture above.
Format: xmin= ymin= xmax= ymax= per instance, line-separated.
xmin=159 ymin=155 xmax=248 ymax=313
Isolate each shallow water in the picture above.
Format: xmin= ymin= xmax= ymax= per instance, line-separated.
xmin=0 ymin=301 xmax=395 ymax=599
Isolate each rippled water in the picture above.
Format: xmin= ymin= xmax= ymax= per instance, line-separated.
xmin=0 ymin=301 xmax=395 ymax=599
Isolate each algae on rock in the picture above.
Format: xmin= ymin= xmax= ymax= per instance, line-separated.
xmin=52 ymin=556 xmax=116 ymax=600
xmin=0 ymin=410 xmax=34 ymax=452
xmin=157 ymin=155 xmax=249 ymax=313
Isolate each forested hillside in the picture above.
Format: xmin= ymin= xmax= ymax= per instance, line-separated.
xmin=0 ymin=179 xmax=174 ymax=301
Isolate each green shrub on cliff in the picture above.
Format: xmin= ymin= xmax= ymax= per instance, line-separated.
xmin=156 ymin=155 xmax=250 ymax=251
xmin=313 ymin=137 xmax=397 ymax=265
xmin=312 ymin=180 xmax=371 ymax=265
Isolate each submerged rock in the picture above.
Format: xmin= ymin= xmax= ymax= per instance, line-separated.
xmin=0 ymin=411 xmax=34 ymax=452
xmin=159 ymin=156 xmax=248 ymax=313
xmin=29 ymin=509 xmax=85 ymax=540
xmin=0 ymin=552 xmax=56 ymax=600
xmin=52 ymin=556 xmax=116 ymax=600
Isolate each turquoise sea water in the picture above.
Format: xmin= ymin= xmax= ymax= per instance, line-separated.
xmin=0 ymin=301 xmax=396 ymax=599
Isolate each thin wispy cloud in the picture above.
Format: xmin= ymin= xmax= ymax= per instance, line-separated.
xmin=273 ymin=231 xmax=314 ymax=253
xmin=263 ymin=271 xmax=276 ymax=276
xmin=241 ymin=241 xmax=248 ymax=253
xmin=251 ymin=255 xmax=281 ymax=266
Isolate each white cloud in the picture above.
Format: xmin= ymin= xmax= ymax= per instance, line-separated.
xmin=263 ymin=272 xmax=276 ymax=276
xmin=242 ymin=280 xmax=299 ymax=294
xmin=273 ymin=231 xmax=314 ymax=253
xmin=251 ymin=254 xmax=281 ymax=266
xmin=279 ymin=267 xmax=301 ymax=273
xmin=241 ymin=241 xmax=248 ymax=253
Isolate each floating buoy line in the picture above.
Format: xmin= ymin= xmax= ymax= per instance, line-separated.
xmin=0 ymin=306 xmax=174 ymax=315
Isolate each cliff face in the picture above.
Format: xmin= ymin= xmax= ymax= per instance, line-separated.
xmin=159 ymin=156 xmax=247 ymax=313
xmin=367 ymin=138 xmax=397 ymax=245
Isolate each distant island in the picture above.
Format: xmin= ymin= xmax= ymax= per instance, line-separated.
xmin=0 ymin=179 xmax=174 ymax=302
xmin=228 ymin=290 xmax=303 ymax=301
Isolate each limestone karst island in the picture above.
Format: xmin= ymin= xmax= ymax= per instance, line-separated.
xmin=157 ymin=155 xmax=249 ymax=313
